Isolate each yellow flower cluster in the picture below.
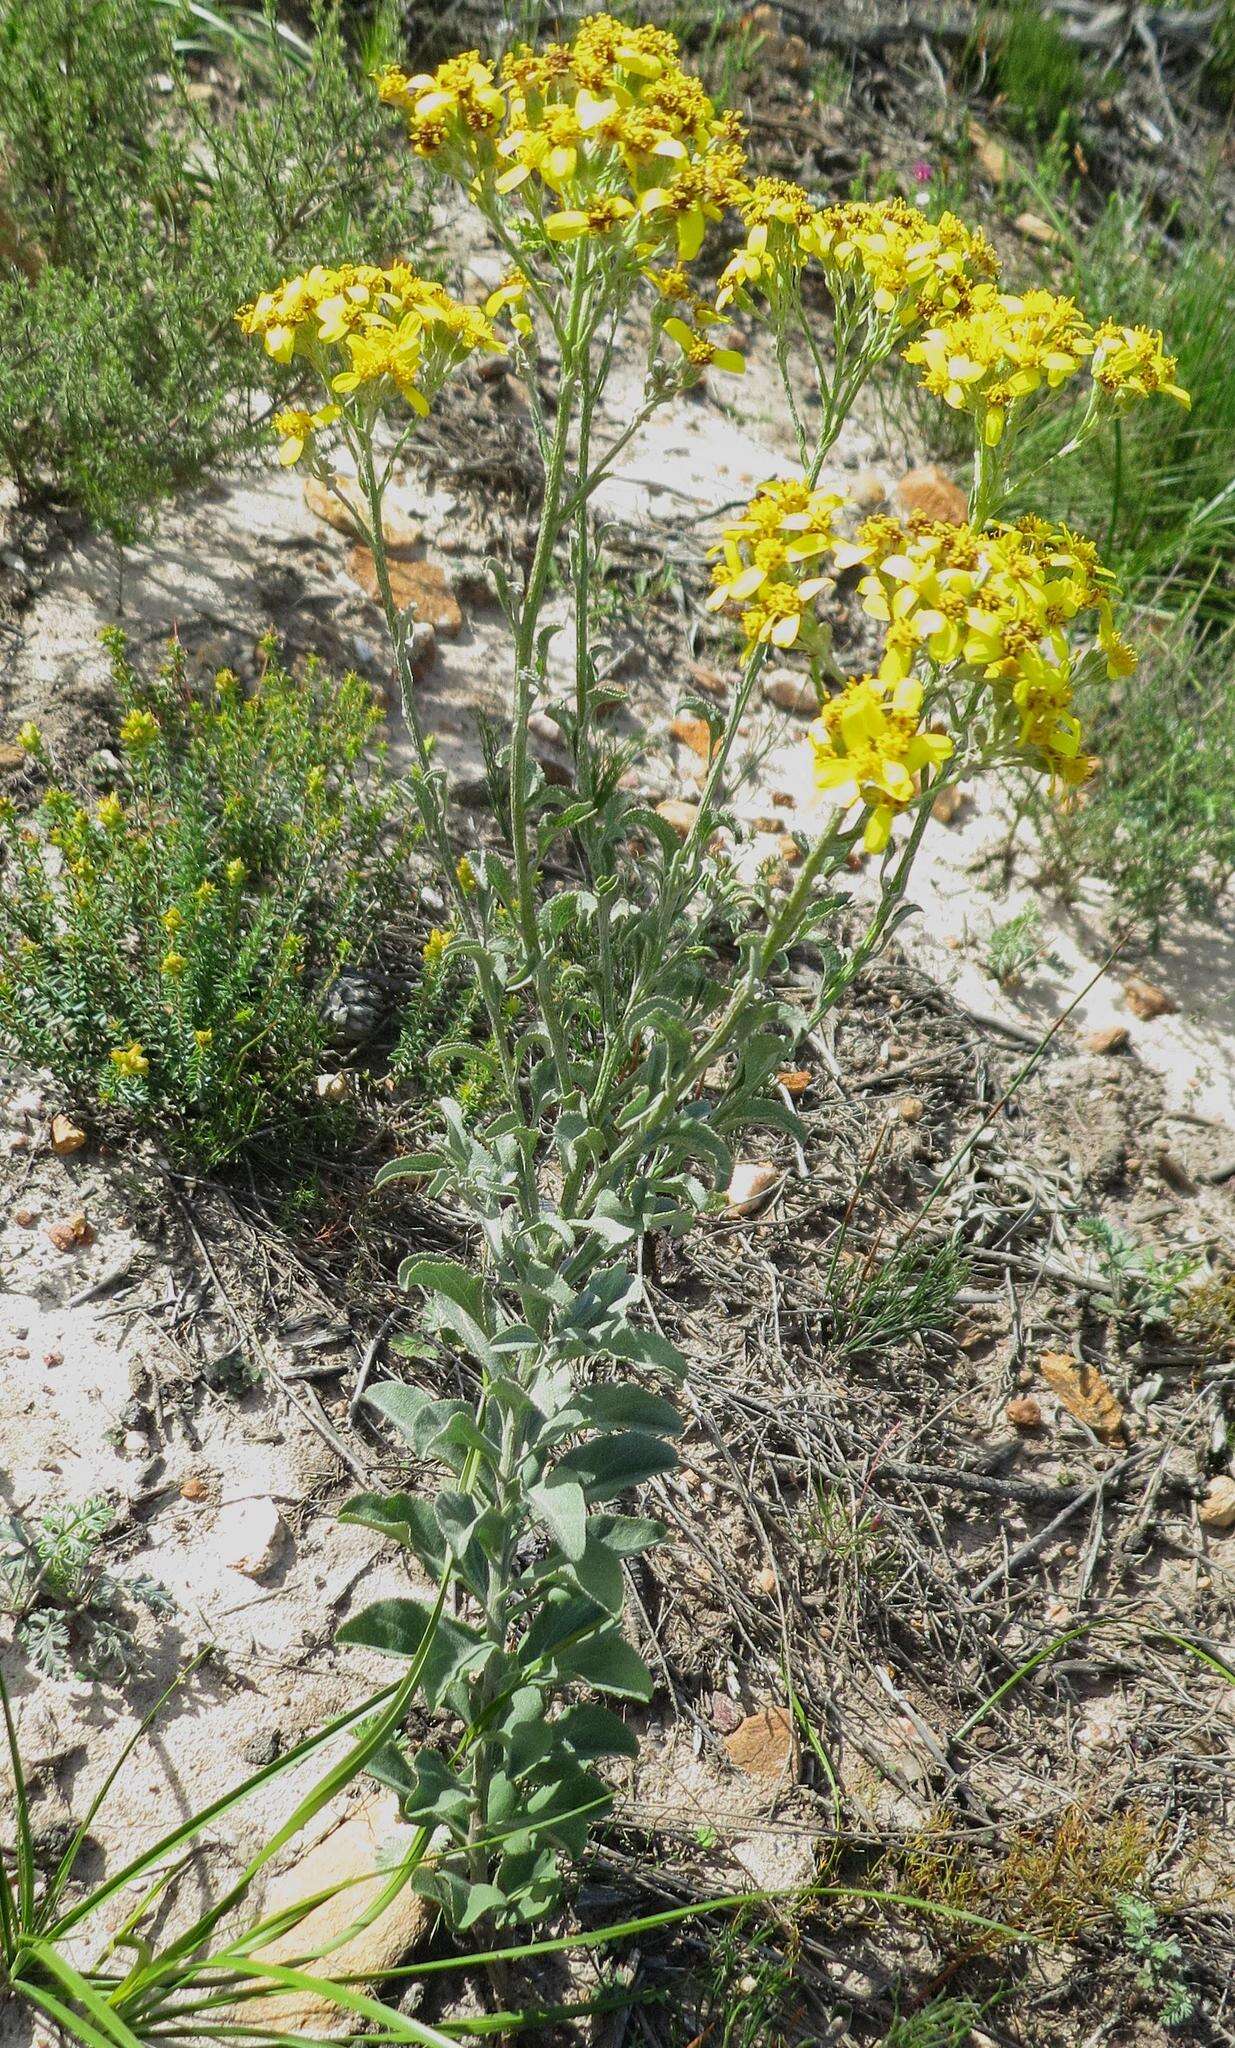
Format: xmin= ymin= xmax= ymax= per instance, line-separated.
xmin=237 ymin=264 xmax=504 ymax=445
xmin=706 ymin=478 xmax=845 ymax=650
xmin=851 ymin=512 xmax=1132 ymax=784
xmin=717 ymin=191 xmax=997 ymax=329
xmin=110 ymin=1042 xmax=149 ymax=1080
xmin=904 ymin=287 xmax=1189 ymax=443
xmin=809 ymin=200 xmax=998 ymax=327
xmin=1091 ymin=320 xmax=1189 ymax=408
xmin=904 ymin=287 xmax=1092 ymax=445
xmin=378 ymin=14 xmax=747 ymax=266
xmin=810 ymin=676 xmax=953 ymax=853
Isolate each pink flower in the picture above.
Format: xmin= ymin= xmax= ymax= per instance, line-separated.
xmin=912 ymin=158 xmax=932 ymax=186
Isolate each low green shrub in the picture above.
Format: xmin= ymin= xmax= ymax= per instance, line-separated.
xmin=0 ymin=632 xmax=411 ymax=1164
xmin=0 ymin=0 xmax=431 ymax=539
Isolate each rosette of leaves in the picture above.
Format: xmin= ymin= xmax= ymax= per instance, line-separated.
xmin=0 ymin=1497 xmax=171 ymax=1681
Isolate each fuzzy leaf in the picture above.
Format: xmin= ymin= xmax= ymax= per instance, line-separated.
xmin=570 ymin=1532 xmax=626 ymax=1614
xmin=338 ymin=1598 xmax=490 ymax=1708
xmin=556 ymin=1430 xmax=678 ymax=1502
xmin=556 ymin=1628 xmax=653 ymax=1701
xmin=528 ymin=1472 xmax=589 ymax=1562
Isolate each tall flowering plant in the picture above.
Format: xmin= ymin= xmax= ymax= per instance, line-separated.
xmin=238 ymin=15 xmax=1185 ymax=1931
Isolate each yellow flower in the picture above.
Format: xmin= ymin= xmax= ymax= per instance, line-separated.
xmin=810 ymin=675 xmax=953 ymax=851
xmin=193 ymin=1027 xmax=214 ymax=1050
xmin=422 ymin=925 xmax=454 ymax=971
xmin=807 ymin=201 xmax=999 ymax=328
xmin=273 ymin=403 xmax=340 ymax=467
xmin=160 ymin=950 xmax=187 ymax=978
xmin=1090 ymin=322 xmax=1189 ymax=409
xmin=1009 ymin=647 xmax=1094 ymax=788
xmin=225 ymin=859 xmax=247 ymax=887
xmin=161 ymin=906 xmax=183 ymax=934
xmin=376 ymin=51 xmax=506 ymax=165
xmin=456 ymin=854 xmax=477 ymax=893
xmin=662 ymin=313 xmax=743 ymax=376
xmin=485 ymin=273 xmax=533 ymax=335
xmin=119 ymin=708 xmax=160 ymax=753
xmin=707 ymin=478 xmax=844 ymax=653
xmin=716 ymin=176 xmax=821 ymax=312
xmin=903 ymin=286 xmax=1092 ymax=445
xmin=95 ymin=794 xmax=124 ymax=831
xmin=110 ymin=1042 xmax=149 ymax=1080
xmin=195 ymin=881 xmax=217 ymax=905
xmin=17 ymin=721 xmax=43 ymax=754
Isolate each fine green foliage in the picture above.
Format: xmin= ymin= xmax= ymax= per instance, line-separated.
xmin=883 ymin=1994 xmax=987 ymax=2048
xmin=828 ymin=1236 xmax=969 ymax=1362
xmin=0 ymin=633 xmax=410 ymax=1165
xmin=0 ymin=1499 xmax=171 ymax=1682
xmin=0 ymin=0 xmax=430 ymax=539
xmin=1074 ymin=1217 xmax=1196 ymax=1327
xmin=986 ymin=0 xmax=1087 ymax=142
xmin=1006 ymin=607 xmax=1235 ymax=945
xmin=983 ymin=904 xmax=1053 ymax=988
xmin=1117 ymin=1894 xmax=1196 ymax=2030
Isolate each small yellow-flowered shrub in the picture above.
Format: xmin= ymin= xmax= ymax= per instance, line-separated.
xmin=234 ymin=14 xmax=1187 ymax=1935
xmin=0 ymin=634 xmax=411 ymax=1165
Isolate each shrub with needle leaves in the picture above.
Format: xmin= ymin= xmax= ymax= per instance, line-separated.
xmin=0 ymin=0 xmax=433 ymax=539
xmin=0 ymin=632 xmax=411 ymax=1165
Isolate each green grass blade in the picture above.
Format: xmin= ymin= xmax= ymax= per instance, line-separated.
xmin=43 ymin=1653 xmax=210 ymax=1930
xmin=0 ymin=1667 xmax=37 ymax=1932
xmin=48 ymin=1676 xmax=403 ymax=1939
xmin=224 ymin=1956 xmax=461 ymax=2045
xmin=17 ymin=1940 xmax=147 ymax=2047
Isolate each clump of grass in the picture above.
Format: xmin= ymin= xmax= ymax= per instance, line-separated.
xmin=1010 ymin=197 xmax=1235 ymax=616
xmin=0 ymin=1498 xmax=172 ymax=1682
xmin=686 ymin=1903 xmax=806 ymax=2048
xmin=883 ymin=1995 xmax=988 ymax=2048
xmin=1173 ymin=1269 xmax=1235 ymax=1360
xmin=828 ymin=1236 xmax=969 ymax=1362
xmin=0 ymin=0 xmax=432 ymax=539
xmin=0 ymin=631 xmax=412 ymax=1166
xmin=1006 ymin=602 xmax=1235 ymax=945
xmin=987 ymin=0 xmax=1087 ymax=143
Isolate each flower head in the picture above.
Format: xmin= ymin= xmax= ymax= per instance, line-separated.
xmin=119 ymin=709 xmax=160 ymax=754
xmin=273 ymin=403 xmax=340 ymax=467
xmin=708 ymin=478 xmax=845 ymax=652
xmin=422 ymin=925 xmax=453 ymax=971
xmin=110 ymin=1042 xmax=149 ymax=1080
xmin=1090 ymin=321 xmax=1189 ymax=409
xmin=810 ymin=675 xmax=953 ymax=851
xmin=903 ymin=285 xmax=1093 ymax=445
